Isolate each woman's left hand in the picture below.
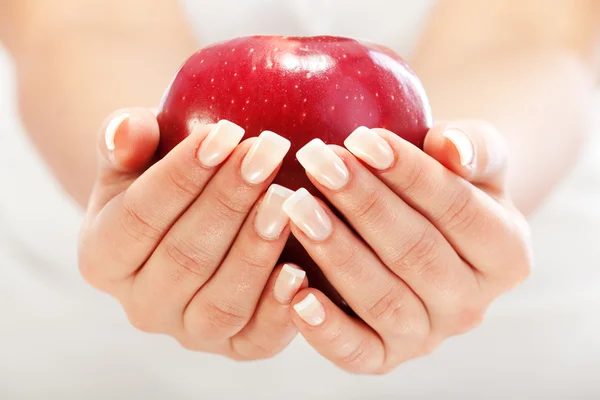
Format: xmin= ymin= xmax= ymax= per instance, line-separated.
xmin=282 ymin=120 xmax=533 ymax=374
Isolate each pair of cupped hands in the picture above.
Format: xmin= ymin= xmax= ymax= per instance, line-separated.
xmin=79 ymin=107 xmax=532 ymax=374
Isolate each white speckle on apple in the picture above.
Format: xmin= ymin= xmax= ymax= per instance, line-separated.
xmin=283 ymin=104 xmax=287 ymax=108
xmin=242 ymin=107 xmax=245 ymax=111
xmin=265 ymin=99 xmax=268 ymax=103
xmin=345 ymin=96 xmax=349 ymax=99
xmin=200 ymin=60 xmax=204 ymax=64
xmin=250 ymin=48 xmax=255 ymax=53
xmin=360 ymin=95 xmax=364 ymax=101
xmin=391 ymin=95 xmax=395 ymax=100
xmin=239 ymin=86 xmax=243 ymax=90
xmin=210 ymin=78 xmax=214 ymax=83
xmin=331 ymin=106 xmax=335 ymax=111
xmin=306 ymin=72 xmax=312 ymax=78
xmin=369 ymin=112 xmax=373 ymax=117
xmin=295 ymin=85 xmax=299 ymax=89
xmin=211 ymin=96 xmax=215 ymax=100
xmin=231 ymin=48 xmax=236 ymax=52
xmin=209 ymin=105 xmax=213 ymax=109
xmin=246 ymin=99 xmax=250 ymax=104
xmin=302 ymin=113 xmax=307 ymax=117
xmin=192 ymin=74 xmax=196 ymax=78
xmin=335 ymin=84 xmax=340 ymax=89
xmin=182 ymin=96 xmax=186 ymax=101
xmin=252 ymin=66 xmax=257 ymax=71
xmin=303 ymin=98 xmax=307 ymax=103
xmin=357 ymin=70 xmax=361 ymax=75
xmin=354 ymin=96 xmax=357 ymax=100
xmin=234 ymin=73 xmax=238 ymax=77
xmin=231 ymin=99 xmax=235 ymax=104
xmin=375 ymin=93 xmax=379 ymax=97
xmin=224 ymin=61 xmax=228 ymax=65
xmin=343 ymin=54 xmax=347 ymax=58
xmin=274 ymin=47 xmax=279 ymax=52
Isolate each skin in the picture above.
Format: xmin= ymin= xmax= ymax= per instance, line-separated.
xmin=1 ymin=0 xmax=599 ymax=372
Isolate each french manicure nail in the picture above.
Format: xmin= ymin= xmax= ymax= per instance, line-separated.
xmin=105 ymin=112 xmax=131 ymax=152
xmin=282 ymin=188 xmax=332 ymax=241
xmin=293 ymin=293 xmax=325 ymax=326
xmin=443 ymin=128 xmax=474 ymax=166
xmin=344 ymin=126 xmax=394 ymax=170
xmin=241 ymin=131 xmax=291 ymax=184
xmin=274 ymin=264 xmax=306 ymax=303
xmin=296 ymin=139 xmax=349 ymax=190
xmin=197 ymin=120 xmax=245 ymax=167
xmin=255 ymin=184 xmax=294 ymax=240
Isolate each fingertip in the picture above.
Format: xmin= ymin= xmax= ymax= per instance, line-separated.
xmin=272 ymin=263 xmax=308 ymax=304
xmin=99 ymin=108 xmax=160 ymax=172
xmin=292 ymin=289 xmax=328 ymax=328
xmin=423 ymin=123 xmax=474 ymax=178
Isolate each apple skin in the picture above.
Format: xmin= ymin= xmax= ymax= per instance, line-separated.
xmin=157 ymin=35 xmax=433 ymax=310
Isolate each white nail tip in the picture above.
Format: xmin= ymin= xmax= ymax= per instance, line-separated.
xmin=344 ymin=126 xmax=394 ymax=170
xmin=282 ymin=263 xmax=306 ymax=280
xmin=296 ymin=139 xmax=349 ymax=190
xmin=269 ymin=184 xmax=295 ymax=198
xmin=241 ymin=130 xmax=291 ymax=184
xmin=293 ymin=293 xmax=319 ymax=313
xmin=282 ymin=188 xmax=311 ymax=214
xmin=443 ymin=129 xmax=474 ymax=166
xmin=198 ymin=119 xmax=245 ymax=167
xmin=105 ymin=112 xmax=131 ymax=152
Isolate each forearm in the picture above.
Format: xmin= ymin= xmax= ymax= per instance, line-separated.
xmin=9 ymin=0 xmax=198 ymax=207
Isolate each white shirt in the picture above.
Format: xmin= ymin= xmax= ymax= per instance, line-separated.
xmin=1 ymin=1 xmax=599 ymax=398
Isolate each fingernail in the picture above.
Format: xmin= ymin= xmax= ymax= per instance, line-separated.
xmin=255 ymin=184 xmax=294 ymax=240
xmin=296 ymin=139 xmax=349 ymax=190
xmin=274 ymin=264 xmax=306 ymax=303
xmin=282 ymin=188 xmax=332 ymax=241
xmin=293 ymin=293 xmax=325 ymax=326
xmin=241 ymin=131 xmax=291 ymax=184
xmin=443 ymin=129 xmax=474 ymax=166
xmin=344 ymin=126 xmax=394 ymax=170
xmin=197 ymin=120 xmax=245 ymax=167
xmin=105 ymin=112 xmax=131 ymax=152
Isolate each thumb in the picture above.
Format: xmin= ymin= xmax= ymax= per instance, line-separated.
xmin=91 ymin=107 xmax=160 ymax=213
xmin=423 ymin=120 xmax=508 ymax=194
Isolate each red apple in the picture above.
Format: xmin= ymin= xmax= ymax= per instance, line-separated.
xmin=157 ymin=35 xmax=433 ymax=310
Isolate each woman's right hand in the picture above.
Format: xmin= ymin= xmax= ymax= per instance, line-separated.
xmin=78 ymin=108 xmax=307 ymax=360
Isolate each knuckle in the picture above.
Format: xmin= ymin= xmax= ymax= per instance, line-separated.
xmin=339 ymin=338 xmax=375 ymax=372
xmin=164 ymin=237 xmax=217 ymax=281
xmin=389 ymin=227 xmax=441 ymax=277
xmin=352 ymin=190 xmax=392 ymax=229
xmin=232 ymin=337 xmax=280 ymax=361
xmin=396 ymin=155 xmax=427 ymax=194
xmin=198 ymin=300 xmax=251 ymax=335
xmin=167 ymin=167 xmax=202 ymax=198
xmin=331 ymin=244 xmax=364 ymax=281
xmin=125 ymin=304 xmax=159 ymax=334
xmin=366 ymin=286 xmax=430 ymax=340
xmin=119 ymin=199 xmax=163 ymax=243
xmin=449 ymin=304 xmax=485 ymax=335
xmin=438 ymin=186 xmax=479 ymax=233
xmin=237 ymin=251 xmax=272 ymax=274
xmin=212 ymin=189 xmax=248 ymax=220
xmin=366 ymin=285 xmax=407 ymax=327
